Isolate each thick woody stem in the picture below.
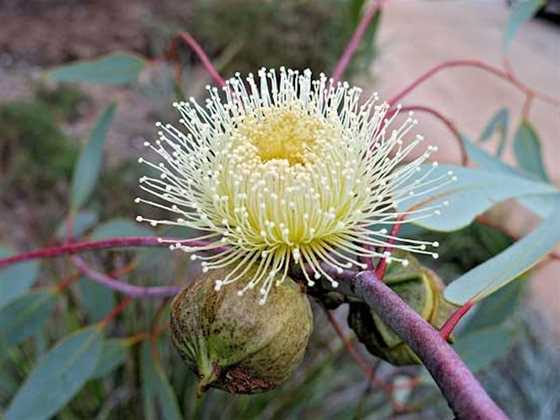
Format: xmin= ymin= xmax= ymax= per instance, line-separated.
xmin=352 ymin=271 xmax=508 ymax=420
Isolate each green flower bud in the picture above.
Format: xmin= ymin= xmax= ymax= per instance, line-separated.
xmin=170 ymin=267 xmax=313 ymax=395
xmin=348 ymin=253 xmax=457 ymax=366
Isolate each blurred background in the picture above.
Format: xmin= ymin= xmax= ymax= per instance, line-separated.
xmin=0 ymin=0 xmax=559 ymax=419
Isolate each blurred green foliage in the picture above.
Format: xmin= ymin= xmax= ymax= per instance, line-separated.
xmin=189 ymin=0 xmax=380 ymax=77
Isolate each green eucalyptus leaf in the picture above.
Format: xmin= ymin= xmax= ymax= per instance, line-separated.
xmin=70 ymin=103 xmax=116 ymax=210
xmin=90 ymin=218 xmax=154 ymax=241
xmin=0 ymin=247 xmax=40 ymax=309
xmin=463 ymin=136 xmax=558 ymax=218
xmin=444 ymin=197 xmax=560 ymax=305
xmin=91 ymin=338 xmax=129 ymax=379
xmin=503 ymin=0 xmax=544 ymax=51
xmin=55 ymin=210 xmax=98 ymax=240
xmin=141 ymin=341 xmax=182 ymax=420
xmin=5 ymin=326 xmax=103 ymax=420
xmin=396 ymin=164 xmax=558 ymax=231
xmin=460 ymin=277 xmax=525 ymax=336
xmin=513 ymin=121 xmax=549 ymax=181
xmin=455 ymin=326 xmax=515 ymax=372
xmin=47 ymin=52 xmax=146 ymax=86
xmin=78 ymin=277 xmax=115 ymax=323
xmin=0 ymin=289 xmax=56 ymax=346
xmin=479 ymin=108 xmax=509 ymax=157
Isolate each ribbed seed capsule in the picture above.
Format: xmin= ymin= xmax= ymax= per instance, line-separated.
xmin=170 ymin=266 xmax=313 ymax=394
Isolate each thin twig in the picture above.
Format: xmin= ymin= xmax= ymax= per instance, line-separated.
xmin=332 ymin=0 xmax=386 ymax=83
xmin=72 ymin=256 xmax=180 ymax=299
xmin=0 ymin=236 xmax=213 ymax=270
xmin=388 ymin=59 xmax=560 ymax=108
xmin=439 ymin=301 xmax=475 ymax=340
xmin=397 ymin=104 xmax=468 ymax=166
xmin=352 ymin=271 xmax=508 ymax=419
xmin=167 ymin=32 xmax=225 ymax=87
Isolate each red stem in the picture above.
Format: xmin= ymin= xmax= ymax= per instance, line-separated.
xmin=332 ymin=0 xmax=386 ymax=83
xmin=439 ymin=300 xmax=475 ymax=340
xmin=168 ymin=32 xmax=225 ymax=87
xmin=397 ymin=104 xmax=468 ymax=166
xmin=375 ymin=215 xmax=404 ymax=280
xmin=388 ymin=59 xmax=559 ymax=108
xmin=0 ymin=237 xmax=212 ymax=270
xmin=100 ymin=297 xmax=133 ymax=327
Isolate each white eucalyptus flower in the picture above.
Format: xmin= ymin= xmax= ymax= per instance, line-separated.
xmin=136 ymin=68 xmax=454 ymax=304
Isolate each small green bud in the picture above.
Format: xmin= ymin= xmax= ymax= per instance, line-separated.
xmin=348 ymin=253 xmax=457 ymax=366
xmin=170 ymin=267 xmax=313 ymax=395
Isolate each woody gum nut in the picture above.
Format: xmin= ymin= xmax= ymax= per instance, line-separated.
xmin=170 ymin=267 xmax=313 ymax=395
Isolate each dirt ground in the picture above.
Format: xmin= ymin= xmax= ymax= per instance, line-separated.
xmin=370 ymin=1 xmax=560 ymax=330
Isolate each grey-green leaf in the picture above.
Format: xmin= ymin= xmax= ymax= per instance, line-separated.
xmin=513 ymin=120 xmax=549 ymax=181
xmin=459 ymin=277 xmax=525 ymax=336
xmin=91 ymin=339 xmax=129 ymax=379
xmin=5 ymin=326 xmax=103 ymax=420
xmin=396 ymin=164 xmax=558 ymax=231
xmin=0 ymin=247 xmax=40 ymax=309
xmin=70 ymin=103 xmax=116 ymax=210
xmin=463 ymin=136 xmax=558 ymax=218
xmin=479 ymin=108 xmax=509 ymax=156
xmin=444 ymin=197 xmax=560 ymax=305
xmin=55 ymin=211 xmax=98 ymax=240
xmin=455 ymin=326 xmax=515 ymax=372
xmin=47 ymin=52 xmax=146 ymax=86
xmin=141 ymin=341 xmax=182 ymax=420
xmin=78 ymin=277 xmax=115 ymax=323
xmin=0 ymin=289 xmax=56 ymax=346
xmin=503 ymin=0 xmax=544 ymax=51
xmin=90 ymin=218 xmax=154 ymax=241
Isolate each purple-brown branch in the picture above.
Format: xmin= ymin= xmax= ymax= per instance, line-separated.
xmin=353 ymin=271 xmax=508 ymax=420
xmin=72 ymin=256 xmax=181 ymax=298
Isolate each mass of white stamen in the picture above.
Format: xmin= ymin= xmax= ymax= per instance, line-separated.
xmin=136 ymin=68 xmax=453 ymax=304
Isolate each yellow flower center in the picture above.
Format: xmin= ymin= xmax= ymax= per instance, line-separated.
xmin=239 ymin=107 xmax=324 ymax=166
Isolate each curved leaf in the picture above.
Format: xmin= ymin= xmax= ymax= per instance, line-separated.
xmin=91 ymin=339 xmax=129 ymax=379
xmin=0 ymin=289 xmax=56 ymax=346
xmin=90 ymin=218 xmax=154 ymax=241
xmin=141 ymin=341 xmax=182 ymax=420
xmin=47 ymin=52 xmax=146 ymax=86
xmin=513 ymin=120 xmax=549 ymax=181
xmin=479 ymin=108 xmax=509 ymax=157
xmin=0 ymin=247 xmax=40 ymax=309
xmin=444 ymin=197 xmax=560 ymax=305
xmin=455 ymin=326 xmax=515 ymax=372
xmin=463 ymin=137 xmax=558 ymax=218
xmin=503 ymin=0 xmax=544 ymax=51
xmin=5 ymin=326 xmax=103 ymax=420
xmin=70 ymin=103 xmax=116 ymax=210
xmin=78 ymin=277 xmax=115 ymax=323
xmin=55 ymin=211 xmax=98 ymax=240
xmin=396 ymin=164 xmax=558 ymax=231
